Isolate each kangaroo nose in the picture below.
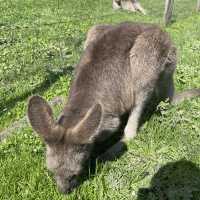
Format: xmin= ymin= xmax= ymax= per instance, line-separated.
xmin=56 ymin=175 xmax=79 ymax=194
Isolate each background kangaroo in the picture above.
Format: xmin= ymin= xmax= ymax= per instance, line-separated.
xmin=28 ymin=22 xmax=200 ymax=193
xmin=113 ymin=0 xmax=146 ymax=14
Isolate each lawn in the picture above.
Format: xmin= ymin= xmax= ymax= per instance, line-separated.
xmin=0 ymin=0 xmax=200 ymax=199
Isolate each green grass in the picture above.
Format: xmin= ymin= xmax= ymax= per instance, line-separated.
xmin=0 ymin=0 xmax=200 ymax=199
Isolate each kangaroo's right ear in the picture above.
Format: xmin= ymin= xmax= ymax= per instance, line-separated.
xmin=71 ymin=103 xmax=102 ymax=144
xmin=28 ymin=96 xmax=65 ymax=143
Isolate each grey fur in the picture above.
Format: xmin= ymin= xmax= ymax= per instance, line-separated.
xmin=28 ymin=22 xmax=200 ymax=193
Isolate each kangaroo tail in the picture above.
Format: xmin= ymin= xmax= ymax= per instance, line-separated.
xmin=171 ymin=88 xmax=200 ymax=105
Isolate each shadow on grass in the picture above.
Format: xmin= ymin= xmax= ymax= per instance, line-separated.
xmin=0 ymin=66 xmax=74 ymax=117
xmin=137 ymin=160 xmax=200 ymax=200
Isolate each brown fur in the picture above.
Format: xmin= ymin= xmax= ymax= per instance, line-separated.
xmin=27 ymin=22 xmax=199 ymax=193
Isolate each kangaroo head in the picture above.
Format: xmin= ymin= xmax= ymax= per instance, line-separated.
xmin=28 ymin=96 xmax=102 ymax=193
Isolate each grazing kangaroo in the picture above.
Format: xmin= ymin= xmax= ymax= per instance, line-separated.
xmin=28 ymin=22 xmax=200 ymax=193
xmin=113 ymin=0 xmax=146 ymax=15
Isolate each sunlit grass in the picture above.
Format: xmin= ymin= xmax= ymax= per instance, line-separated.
xmin=0 ymin=0 xmax=200 ymax=199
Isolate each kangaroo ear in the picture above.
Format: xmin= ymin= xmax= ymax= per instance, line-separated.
xmin=71 ymin=103 xmax=102 ymax=144
xmin=28 ymin=96 xmax=65 ymax=143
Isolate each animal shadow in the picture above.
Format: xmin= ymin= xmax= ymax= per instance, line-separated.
xmin=137 ymin=160 xmax=200 ymax=200
xmin=0 ymin=66 xmax=73 ymax=116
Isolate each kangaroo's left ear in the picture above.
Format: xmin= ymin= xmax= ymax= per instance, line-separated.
xmin=70 ymin=103 xmax=102 ymax=144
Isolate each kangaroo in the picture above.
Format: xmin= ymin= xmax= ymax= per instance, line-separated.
xmin=28 ymin=22 xmax=200 ymax=193
xmin=113 ymin=0 xmax=146 ymax=15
